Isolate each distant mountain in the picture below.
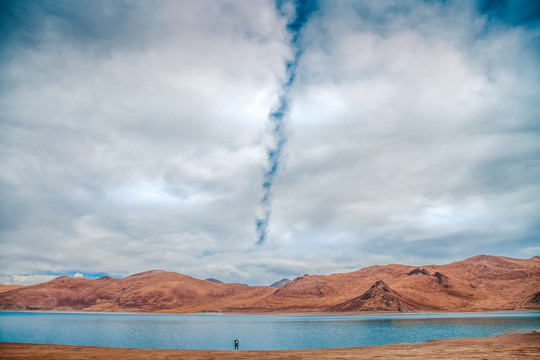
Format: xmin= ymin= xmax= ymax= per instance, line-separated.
xmin=205 ymin=278 xmax=223 ymax=284
xmin=270 ymin=278 xmax=291 ymax=288
xmin=204 ymin=278 xmax=247 ymax=286
xmin=1 ymin=255 xmax=538 ymax=313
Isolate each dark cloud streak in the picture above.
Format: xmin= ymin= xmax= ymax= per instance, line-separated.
xmin=256 ymin=0 xmax=318 ymax=245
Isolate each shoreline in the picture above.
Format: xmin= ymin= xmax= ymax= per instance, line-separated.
xmin=1 ymin=332 xmax=539 ymax=359
xmin=1 ymin=308 xmax=538 ymax=316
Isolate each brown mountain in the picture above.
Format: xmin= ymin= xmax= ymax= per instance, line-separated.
xmin=0 ymin=255 xmax=538 ymax=313
xmin=252 ymin=255 xmax=540 ymax=312
xmin=0 ymin=270 xmax=275 ymax=313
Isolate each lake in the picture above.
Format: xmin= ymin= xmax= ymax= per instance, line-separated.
xmin=0 ymin=312 xmax=538 ymax=350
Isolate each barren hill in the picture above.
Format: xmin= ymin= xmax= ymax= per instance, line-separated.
xmin=0 ymin=284 xmax=24 ymax=293
xmin=0 ymin=271 xmax=274 ymax=313
xmin=1 ymin=255 xmax=538 ymax=313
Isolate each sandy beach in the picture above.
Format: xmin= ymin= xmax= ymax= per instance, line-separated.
xmin=1 ymin=332 xmax=538 ymax=359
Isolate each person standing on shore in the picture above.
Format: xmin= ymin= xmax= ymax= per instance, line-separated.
xmin=234 ymin=338 xmax=239 ymax=350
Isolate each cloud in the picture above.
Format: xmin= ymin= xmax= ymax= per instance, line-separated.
xmin=0 ymin=0 xmax=289 ymax=283
xmin=0 ymin=275 xmax=58 ymax=285
xmin=73 ymin=272 xmax=83 ymax=278
xmin=266 ymin=0 xmax=540 ymax=265
xmin=0 ymin=0 xmax=538 ymax=286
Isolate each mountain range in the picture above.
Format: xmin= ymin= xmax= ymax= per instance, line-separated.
xmin=1 ymin=255 xmax=538 ymax=313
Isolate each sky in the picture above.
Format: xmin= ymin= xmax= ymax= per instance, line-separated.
xmin=1 ymin=0 xmax=539 ymax=286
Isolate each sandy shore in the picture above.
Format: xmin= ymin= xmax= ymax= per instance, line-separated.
xmin=1 ymin=332 xmax=538 ymax=359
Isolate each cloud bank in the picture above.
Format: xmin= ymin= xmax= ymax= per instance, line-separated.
xmin=1 ymin=0 xmax=539 ymax=285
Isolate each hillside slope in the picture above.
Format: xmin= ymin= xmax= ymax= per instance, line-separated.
xmin=1 ymin=255 xmax=538 ymax=313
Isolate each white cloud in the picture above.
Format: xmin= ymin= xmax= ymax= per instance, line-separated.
xmin=263 ymin=0 xmax=540 ymax=270
xmin=73 ymin=272 xmax=84 ymax=278
xmin=1 ymin=275 xmax=58 ymax=285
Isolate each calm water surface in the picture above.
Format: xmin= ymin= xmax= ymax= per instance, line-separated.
xmin=0 ymin=312 xmax=538 ymax=350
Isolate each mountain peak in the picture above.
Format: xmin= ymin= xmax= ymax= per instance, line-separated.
xmin=330 ymin=280 xmax=417 ymax=312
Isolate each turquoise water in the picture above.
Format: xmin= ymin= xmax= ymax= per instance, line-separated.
xmin=0 ymin=312 xmax=538 ymax=350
